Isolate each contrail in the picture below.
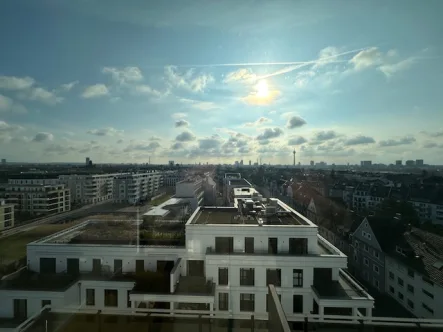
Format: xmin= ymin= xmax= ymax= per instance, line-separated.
xmin=174 ymin=47 xmax=369 ymax=68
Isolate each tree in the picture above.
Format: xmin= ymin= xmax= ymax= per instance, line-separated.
xmin=376 ymin=198 xmax=420 ymax=227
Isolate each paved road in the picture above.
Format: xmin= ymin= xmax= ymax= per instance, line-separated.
xmin=0 ymin=201 xmax=139 ymax=239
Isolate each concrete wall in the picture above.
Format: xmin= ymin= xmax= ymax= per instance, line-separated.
xmin=170 ymin=258 xmax=182 ymax=293
xmin=0 ymin=290 xmax=64 ymax=318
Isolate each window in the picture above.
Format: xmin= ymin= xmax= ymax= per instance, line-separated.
xmin=373 ymin=251 xmax=379 ymax=259
xmin=389 ymin=271 xmax=394 ymax=280
xmin=240 ymin=294 xmax=254 ymax=312
xmin=219 ymin=293 xmax=229 ymax=311
xmin=114 ymin=259 xmax=122 ymax=275
xmin=289 ymin=238 xmax=308 ymax=254
xmin=422 ymin=303 xmax=434 ymax=315
xmin=86 ymin=289 xmax=95 ymax=306
xmin=389 ymin=286 xmax=394 ymax=294
xmin=41 ymin=300 xmax=51 ymax=308
xmin=266 ymin=269 xmax=281 ymax=287
xmin=240 ymin=268 xmax=254 ymax=286
xmin=407 ymin=268 xmax=414 ymax=278
xmin=354 ymin=240 xmax=359 ymax=248
xmin=104 ymin=289 xmax=118 ymax=307
xmin=215 ymin=237 xmax=234 ymax=254
xmin=245 ymin=237 xmax=254 ymax=253
xmin=373 ymin=265 xmax=379 ymax=274
xmin=127 ymin=290 xmax=131 ymax=308
xmin=268 ymin=238 xmax=278 ymax=254
xmin=423 ymin=289 xmax=434 ymax=299
xmin=422 ymin=276 xmax=434 ymax=286
xmin=136 ymin=260 xmax=144 ymax=273
xmin=293 ymin=269 xmax=303 ymax=287
xmin=364 ymin=244 xmax=369 ymax=252
xmin=219 ymin=268 xmax=228 ymax=285
xmin=398 ymin=277 xmax=404 ymax=287
xmin=373 ymin=279 xmax=379 ymax=289
xmin=353 ymin=254 xmax=358 ymax=261
xmin=364 ymin=258 xmax=369 ymax=266
xmin=407 ymin=299 xmax=414 ymax=310
xmin=407 ymin=284 xmax=414 ymax=294
xmin=293 ymin=295 xmax=303 ymax=313
xmin=398 ymin=292 xmax=404 ymax=300
xmin=92 ymin=259 xmax=101 ymax=274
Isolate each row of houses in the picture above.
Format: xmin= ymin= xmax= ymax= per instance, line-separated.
xmin=290 ymin=181 xmax=443 ymax=318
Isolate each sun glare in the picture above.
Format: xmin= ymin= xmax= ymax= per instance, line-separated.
xmin=256 ymin=79 xmax=269 ymax=97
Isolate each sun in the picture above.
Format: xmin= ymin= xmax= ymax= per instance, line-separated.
xmin=255 ymin=79 xmax=269 ymax=98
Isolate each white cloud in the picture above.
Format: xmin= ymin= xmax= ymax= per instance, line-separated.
xmin=81 ymin=84 xmax=109 ymax=98
xmin=87 ymin=127 xmax=123 ymax=136
xmin=288 ymin=136 xmax=307 ymax=145
xmin=286 ymin=115 xmax=307 ymax=129
xmin=32 ymin=132 xmax=54 ymax=142
xmin=102 ymin=66 xmax=143 ymax=84
xmin=256 ymin=127 xmax=284 ymax=141
xmin=60 ymin=81 xmax=79 ymax=91
xmin=180 ymin=98 xmax=218 ymax=111
xmin=379 ymin=136 xmax=416 ymax=147
xmin=176 ymin=130 xmax=196 ymax=142
xmin=175 ymin=119 xmax=190 ymax=128
xmin=171 ymin=112 xmax=187 ymax=119
xmin=243 ymin=117 xmax=272 ymax=127
xmin=0 ymin=94 xmax=27 ymax=114
xmin=165 ymin=66 xmax=214 ymax=93
xmin=378 ymin=57 xmax=416 ymax=78
xmin=24 ymin=87 xmax=63 ymax=105
xmin=343 ymin=135 xmax=376 ymax=146
xmin=0 ymin=76 xmax=35 ymax=90
xmin=134 ymin=84 xmax=163 ymax=97
xmin=349 ymin=47 xmax=382 ymax=71
xmin=224 ymin=68 xmax=257 ymax=84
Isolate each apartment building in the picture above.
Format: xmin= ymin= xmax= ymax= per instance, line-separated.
xmin=385 ymin=227 xmax=443 ymax=318
xmin=162 ymin=170 xmax=185 ymax=187
xmin=0 ymin=198 xmax=374 ymax=322
xmin=0 ymin=183 xmax=70 ymax=216
xmin=0 ymin=199 xmax=14 ymax=231
xmin=223 ymin=174 xmax=253 ymax=206
xmin=348 ymin=216 xmax=393 ymax=293
xmin=353 ymin=184 xmax=391 ymax=212
xmin=408 ymin=186 xmax=443 ymax=225
xmin=59 ymin=173 xmax=119 ymax=204
xmin=175 ymin=177 xmax=205 ymax=211
xmin=113 ymin=171 xmax=163 ymax=204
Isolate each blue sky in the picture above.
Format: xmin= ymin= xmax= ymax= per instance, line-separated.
xmin=1 ymin=0 xmax=442 ymax=164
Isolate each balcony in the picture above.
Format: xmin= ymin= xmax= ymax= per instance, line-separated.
xmin=311 ymin=269 xmax=373 ymax=301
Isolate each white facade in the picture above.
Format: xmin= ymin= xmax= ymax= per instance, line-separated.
xmin=0 ymin=199 xmax=374 ymax=321
xmin=113 ymin=171 xmax=163 ymax=204
xmin=175 ymin=178 xmax=205 ymax=211
xmin=59 ymin=173 xmax=120 ymax=204
xmin=385 ymin=255 xmax=443 ymax=318
xmin=0 ymin=184 xmax=70 ymax=215
xmin=409 ymin=200 xmax=443 ymax=225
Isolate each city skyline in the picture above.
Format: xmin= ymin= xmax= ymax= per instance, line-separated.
xmin=1 ymin=1 xmax=443 ymax=164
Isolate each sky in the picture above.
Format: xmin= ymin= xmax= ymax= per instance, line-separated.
xmin=1 ymin=0 xmax=443 ymax=165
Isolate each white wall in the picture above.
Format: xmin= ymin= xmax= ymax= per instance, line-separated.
xmin=80 ymin=280 xmax=135 ymax=310
xmin=385 ymin=255 xmax=443 ymax=318
xmin=0 ymin=290 xmax=64 ymax=318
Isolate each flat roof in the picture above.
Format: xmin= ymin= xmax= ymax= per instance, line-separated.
xmin=228 ymin=179 xmax=250 ymax=186
xmin=36 ymin=221 xmax=185 ymax=247
xmin=233 ymin=187 xmax=260 ymax=197
xmin=191 ymin=203 xmax=311 ymax=226
xmin=143 ymin=197 xmax=186 ymax=217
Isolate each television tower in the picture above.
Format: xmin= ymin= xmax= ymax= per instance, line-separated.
xmin=293 ymin=149 xmax=296 ymax=166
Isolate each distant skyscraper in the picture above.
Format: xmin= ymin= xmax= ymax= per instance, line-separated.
xmin=240 ymin=160 xmax=243 ymax=166
xmin=416 ymin=159 xmax=424 ymax=166
xmin=310 ymin=160 xmax=314 ymax=167
xmin=249 ymin=160 xmax=251 ymax=166
xmin=405 ymin=160 xmax=415 ymax=166
xmin=1 ymin=159 xmax=6 ymax=165
xmin=361 ymin=161 xmax=372 ymax=167
xmin=395 ymin=160 xmax=402 ymax=166
xmin=85 ymin=157 xmax=90 ymax=166
xmin=168 ymin=160 xmax=174 ymax=166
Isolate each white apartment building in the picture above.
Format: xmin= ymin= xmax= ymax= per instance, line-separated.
xmin=0 ymin=184 xmax=70 ymax=215
xmin=0 ymin=198 xmax=374 ymax=322
xmin=113 ymin=171 xmax=163 ymax=204
xmin=0 ymin=199 xmax=14 ymax=231
xmin=162 ymin=170 xmax=185 ymax=187
xmin=59 ymin=173 xmax=120 ymax=204
xmin=8 ymin=178 xmax=60 ymax=186
xmin=223 ymin=174 xmax=253 ymax=206
xmin=175 ymin=178 xmax=206 ymax=211
xmin=385 ymin=228 xmax=443 ymax=318
xmin=232 ymin=187 xmax=263 ymax=204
